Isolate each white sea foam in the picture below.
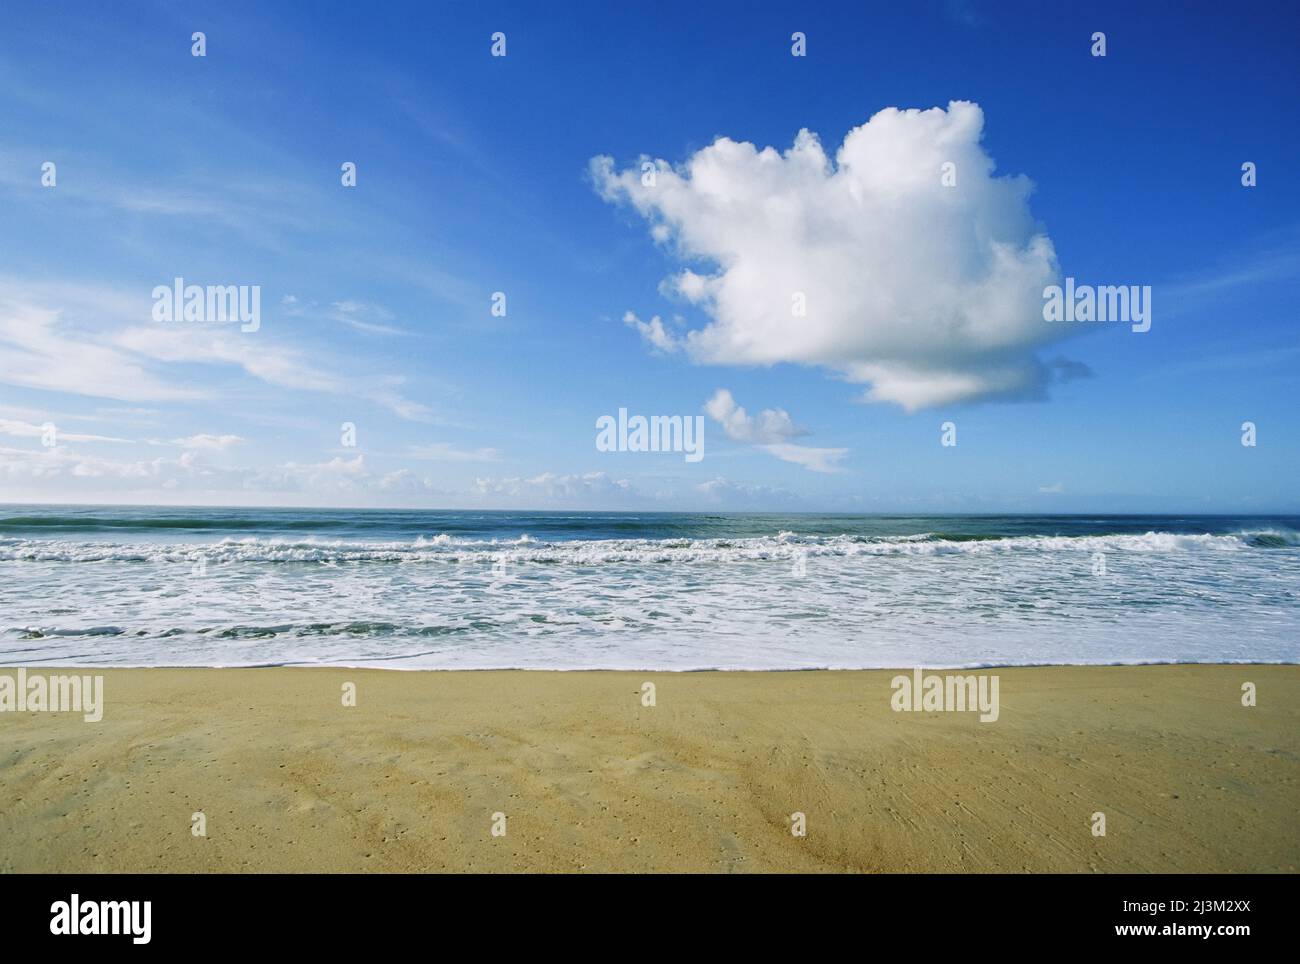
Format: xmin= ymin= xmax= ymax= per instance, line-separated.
xmin=0 ymin=530 xmax=1272 ymax=564
xmin=2 ymin=528 xmax=1296 ymax=669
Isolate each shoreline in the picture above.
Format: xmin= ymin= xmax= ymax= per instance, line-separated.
xmin=4 ymin=658 xmax=1296 ymax=673
xmin=2 ymin=663 xmax=1296 ymax=873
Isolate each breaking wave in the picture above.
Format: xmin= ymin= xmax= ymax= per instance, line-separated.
xmin=0 ymin=529 xmax=1293 ymax=565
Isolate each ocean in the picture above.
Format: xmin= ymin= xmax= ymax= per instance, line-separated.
xmin=1 ymin=506 xmax=1297 ymax=670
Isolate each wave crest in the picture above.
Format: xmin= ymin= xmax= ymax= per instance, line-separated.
xmin=0 ymin=529 xmax=1286 ymax=564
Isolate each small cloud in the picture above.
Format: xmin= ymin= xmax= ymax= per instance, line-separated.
xmin=1038 ymin=482 xmax=1064 ymax=494
xmin=622 ymin=311 xmax=681 ymax=353
xmin=704 ymin=389 xmax=847 ymax=473
xmin=762 ymin=442 xmax=850 ymax=475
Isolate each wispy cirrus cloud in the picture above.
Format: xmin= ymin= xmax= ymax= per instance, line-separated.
xmin=0 ymin=417 xmax=247 ymax=451
xmin=328 ymin=300 xmax=407 ymax=336
xmin=0 ymin=296 xmax=202 ymax=402
xmin=0 ymin=279 xmax=436 ymax=421
xmin=0 ymin=417 xmax=130 ymax=443
xmin=282 ymin=295 xmax=409 ymax=336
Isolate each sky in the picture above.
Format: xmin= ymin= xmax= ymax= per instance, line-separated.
xmin=1 ymin=0 xmax=1297 ymax=512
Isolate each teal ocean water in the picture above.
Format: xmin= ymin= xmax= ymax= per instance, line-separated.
xmin=2 ymin=506 xmax=1298 ymax=669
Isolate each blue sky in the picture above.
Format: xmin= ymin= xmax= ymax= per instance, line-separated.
xmin=1 ymin=0 xmax=1297 ymax=511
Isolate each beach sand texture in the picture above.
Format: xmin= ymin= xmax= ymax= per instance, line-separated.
xmin=1 ymin=664 xmax=1296 ymax=873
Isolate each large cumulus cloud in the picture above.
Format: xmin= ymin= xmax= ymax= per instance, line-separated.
xmin=591 ymin=101 xmax=1070 ymax=410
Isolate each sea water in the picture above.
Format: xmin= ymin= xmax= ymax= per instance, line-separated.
xmin=1 ymin=507 xmax=1297 ymax=670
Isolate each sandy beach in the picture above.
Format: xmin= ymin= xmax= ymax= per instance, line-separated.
xmin=1 ymin=664 xmax=1296 ymax=873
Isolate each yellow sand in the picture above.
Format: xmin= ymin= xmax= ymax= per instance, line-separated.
xmin=0 ymin=665 xmax=1295 ymax=873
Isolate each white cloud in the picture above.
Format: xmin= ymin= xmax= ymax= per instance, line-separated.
xmin=622 ymin=311 xmax=680 ymax=353
xmin=0 ymin=279 xmax=434 ymax=422
xmin=2 ymin=422 xmax=248 ymax=451
xmin=0 ymin=442 xmax=370 ymax=498
xmin=0 ymin=435 xmax=820 ymax=510
xmin=592 ymin=101 xmax=1069 ymax=410
xmin=1038 ymin=482 xmax=1064 ymax=494
xmin=704 ymin=388 xmax=799 ymax=444
xmin=704 ymin=389 xmax=847 ymax=473
xmin=0 ymin=443 xmax=195 ymax=483
xmin=112 ymin=321 xmax=435 ymax=422
xmin=0 ymin=296 xmax=201 ymax=402
xmin=759 ymin=442 xmax=849 ymax=474
xmin=694 ymin=476 xmax=798 ymax=506
xmin=0 ymin=418 xmax=129 ymax=443
xmin=328 ymin=300 xmax=406 ymax=336
xmin=377 ymin=468 xmax=443 ymax=494
xmin=472 ymin=471 xmax=632 ymax=503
